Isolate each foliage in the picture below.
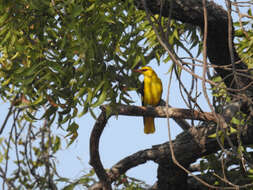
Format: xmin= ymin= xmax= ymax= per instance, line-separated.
xmin=234 ymin=8 xmax=253 ymax=68
xmin=0 ymin=0 xmax=144 ymax=124
xmin=0 ymin=0 xmax=152 ymax=188
xmin=199 ymin=5 xmax=253 ymax=188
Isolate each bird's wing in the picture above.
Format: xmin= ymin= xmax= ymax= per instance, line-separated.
xmin=137 ymin=82 xmax=145 ymax=106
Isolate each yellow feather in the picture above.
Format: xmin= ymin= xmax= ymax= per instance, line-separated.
xmin=144 ymin=117 xmax=155 ymax=134
xmin=137 ymin=66 xmax=163 ymax=134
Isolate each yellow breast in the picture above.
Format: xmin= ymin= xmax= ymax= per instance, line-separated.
xmin=143 ymin=76 xmax=162 ymax=106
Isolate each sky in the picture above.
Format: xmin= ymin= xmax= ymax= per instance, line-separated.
xmin=55 ymin=0 xmax=249 ymax=185
xmin=53 ymin=60 xmax=212 ymax=187
xmin=0 ymin=0 xmax=251 ymax=189
xmin=0 ymin=60 xmax=209 ymax=187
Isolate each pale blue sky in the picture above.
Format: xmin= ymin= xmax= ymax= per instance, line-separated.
xmin=53 ymin=1 xmax=248 ymax=186
xmin=55 ymin=59 xmax=212 ymax=186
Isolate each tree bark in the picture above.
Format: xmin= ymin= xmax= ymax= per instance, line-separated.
xmin=90 ymin=107 xmax=253 ymax=189
xmin=90 ymin=1 xmax=253 ymax=189
xmin=134 ymin=0 xmax=253 ymax=93
xmin=90 ymin=103 xmax=253 ymax=190
xmin=130 ymin=2 xmax=253 ymax=188
xmin=157 ymin=164 xmax=188 ymax=190
xmin=89 ymin=105 xmax=217 ymax=189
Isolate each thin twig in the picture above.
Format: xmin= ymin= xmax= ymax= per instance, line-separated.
xmin=0 ymin=105 xmax=14 ymax=135
xmin=142 ymin=0 xmax=225 ymax=189
xmin=3 ymin=118 xmax=15 ymax=190
xmin=0 ymin=167 xmax=17 ymax=190
xmin=225 ymin=0 xmax=239 ymax=89
xmin=233 ymin=0 xmax=249 ymax=38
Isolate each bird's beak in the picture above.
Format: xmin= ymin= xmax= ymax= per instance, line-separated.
xmin=133 ymin=69 xmax=142 ymax=73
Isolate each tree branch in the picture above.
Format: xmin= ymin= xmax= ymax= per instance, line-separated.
xmin=89 ymin=104 xmax=216 ymax=189
xmin=89 ymin=109 xmax=112 ymax=190
xmin=88 ymin=104 xmax=212 ymax=189
xmin=133 ymin=0 xmax=253 ymax=94
xmin=160 ymin=100 xmax=191 ymax=131
xmin=89 ymin=1 xmax=253 ymax=189
xmin=89 ymin=103 xmax=253 ymax=189
xmin=91 ymin=118 xmax=253 ymax=189
xmin=102 ymin=104 xmax=216 ymax=122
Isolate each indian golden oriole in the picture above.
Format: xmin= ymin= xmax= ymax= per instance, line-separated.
xmin=134 ymin=66 xmax=163 ymax=134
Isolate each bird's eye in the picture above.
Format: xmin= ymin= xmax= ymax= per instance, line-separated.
xmin=142 ymin=69 xmax=147 ymax=72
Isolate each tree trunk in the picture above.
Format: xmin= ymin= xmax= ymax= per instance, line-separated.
xmin=157 ymin=164 xmax=188 ymax=190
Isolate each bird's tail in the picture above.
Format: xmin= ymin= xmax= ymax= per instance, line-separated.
xmin=144 ymin=117 xmax=155 ymax=134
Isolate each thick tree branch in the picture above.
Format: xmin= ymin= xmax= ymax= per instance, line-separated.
xmin=89 ymin=2 xmax=253 ymax=189
xmin=89 ymin=104 xmax=216 ymax=189
xmin=160 ymin=100 xmax=191 ymax=131
xmin=91 ymin=119 xmax=253 ymax=189
xmin=89 ymin=103 xmax=253 ymax=189
xmin=89 ymin=110 xmax=112 ymax=190
xmin=133 ymin=0 xmax=253 ymax=93
xmin=107 ymin=124 xmax=216 ymax=184
xmin=102 ymin=104 xmax=216 ymax=122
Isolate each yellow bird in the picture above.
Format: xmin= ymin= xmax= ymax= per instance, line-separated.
xmin=134 ymin=66 xmax=163 ymax=134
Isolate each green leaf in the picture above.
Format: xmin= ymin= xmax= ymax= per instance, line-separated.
xmin=52 ymin=136 xmax=61 ymax=153
xmin=78 ymin=106 xmax=88 ymax=117
xmin=86 ymin=88 xmax=93 ymax=105
xmin=85 ymin=3 xmax=95 ymax=12
xmin=228 ymin=127 xmax=237 ymax=135
xmin=56 ymin=177 xmax=70 ymax=183
xmin=163 ymin=54 xmax=171 ymax=63
xmin=31 ymin=93 xmax=44 ymax=105
xmin=74 ymin=88 xmax=86 ymax=100
xmin=72 ymin=6 xmax=83 ymax=17
xmin=89 ymin=108 xmax=97 ymax=120
xmin=60 ymin=114 xmax=72 ymax=125
xmin=0 ymin=12 xmax=8 ymax=26
xmin=93 ymin=80 xmax=105 ymax=96
xmin=62 ymin=184 xmax=75 ymax=190
xmin=2 ymin=78 xmax=11 ymax=86
xmin=208 ymin=130 xmax=222 ymax=138
xmin=1 ymin=30 xmax=11 ymax=45
xmin=91 ymin=82 xmax=108 ymax=108
xmin=65 ymin=122 xmax=79 ymax=146
xmin=0 ymin=152 xmax=4 ymax=163
xmin=24 ymin=114 xmax=35 ymax=122
xmin=208 ymin=133 xmax=217 ymax=138
xmin=231 ymin=117 xmax=244 ymax=125
xmin=26 ymin=111 xmax=38 ymax=120
xmin=66 ymin=122 xmax=79 ymax=133
xmin=0 ymin=25 xmax=8 ymax=36
xmin=42 ymin=106 xmax=58 ymax=119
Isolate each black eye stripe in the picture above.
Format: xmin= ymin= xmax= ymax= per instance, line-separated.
xmin=141 ymin=69 xmax=148 ymax=71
